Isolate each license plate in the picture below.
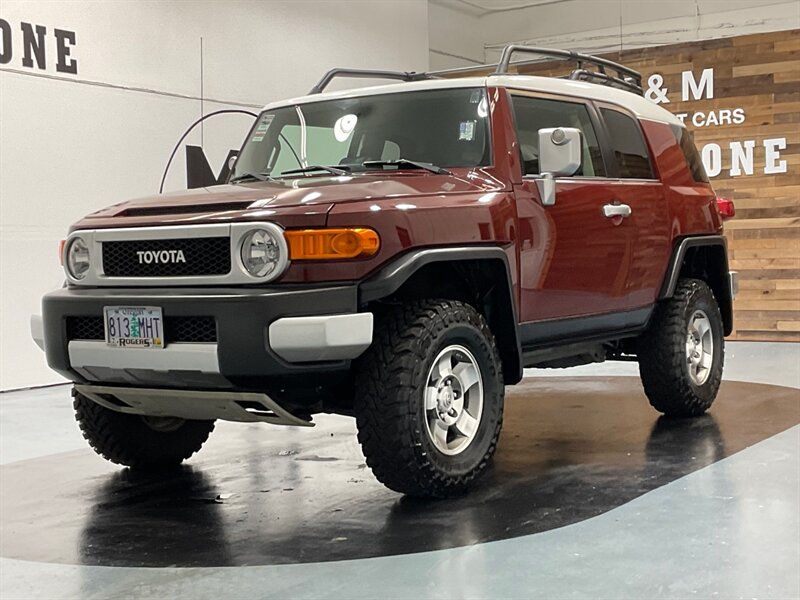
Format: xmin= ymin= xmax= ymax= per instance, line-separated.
xmin=104 ymin=306 xmax=164 ymax=349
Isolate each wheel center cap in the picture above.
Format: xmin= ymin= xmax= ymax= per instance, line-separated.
xmin=436 ymin=378 xmax=463 ymax=425
xmin=439 ymin=386 xmax=454 ymax=411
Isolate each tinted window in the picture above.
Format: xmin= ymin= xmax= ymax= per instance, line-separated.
xmin=233 ymin=88 xmax=491 ymax=179
xmin=511 ymin=95 xmax=605 ymax=177
xmin=671 ymin=124 xmax=709 ymax=183
xmin=600 ymin=108 xmax=654 ymax=179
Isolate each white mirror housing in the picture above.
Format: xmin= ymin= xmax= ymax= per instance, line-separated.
xmin=538 ymin=127 xmax=582 ymax=177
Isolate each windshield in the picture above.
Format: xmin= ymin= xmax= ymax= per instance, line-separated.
xmin=231 ymin=87 xmax=491 ymax=180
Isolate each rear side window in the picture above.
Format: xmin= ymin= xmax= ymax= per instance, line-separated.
xmin=600 ymin=108 xmax=655 ymax=179
xmin=671 ymin=125 xmax=709 ymax=183
xmin=511 ymin=95 xmax=606 ymax=177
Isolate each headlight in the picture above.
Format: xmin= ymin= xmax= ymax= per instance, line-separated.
xmin=240 ymin=228 xmax=284 ymax=278
xmin=66 ymin=237 xmax=91 ymax=280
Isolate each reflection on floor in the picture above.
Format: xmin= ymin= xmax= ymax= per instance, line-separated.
xmin=0 ymin=341 xmax=798 ymax=599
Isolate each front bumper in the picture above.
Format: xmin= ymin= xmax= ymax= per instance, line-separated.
xmin=40 ymin=284 xmax=372 ymax=391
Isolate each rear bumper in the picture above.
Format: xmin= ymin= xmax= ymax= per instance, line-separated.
xmin=41 ymin=285 xmax=372 ymax=391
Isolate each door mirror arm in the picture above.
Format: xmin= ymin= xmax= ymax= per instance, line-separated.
xmin=535 ymin=173 xmax=557 ymax=207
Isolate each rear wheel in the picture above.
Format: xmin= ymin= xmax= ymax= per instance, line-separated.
xmin=354 ymin=300 xmax=504 ymax=498
xmin=73 ymin=390 xmax=215 ymax=468
xmin=638 ymin=278 xmax=724 ymax=417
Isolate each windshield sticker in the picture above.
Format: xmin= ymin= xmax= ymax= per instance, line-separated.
xmin=334 ymin=114 xmax=358 ymax=142
xmin=251 ymin=114 xmax=275 ymax=142
xmin=459 ymin=120 xmax=476 ymax=141
xmin=469 ymin=89 xmax=482 ymax=104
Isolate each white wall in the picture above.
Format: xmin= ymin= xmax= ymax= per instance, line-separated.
xmin=0 ymin=0 xmax=429 ymax=390
xmin=430 ymin=0 xmax=800 ymax=69
xmin=428 ymin=1 xmax=484 ymax=70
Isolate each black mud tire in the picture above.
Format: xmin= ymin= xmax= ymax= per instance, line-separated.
xmin=73 ymin=391 xmax=215 ymax=468
xmin=638 ymin=278 xmax=724 ymax=418
xmin=354 ymin=299 xmax=504 ymax=498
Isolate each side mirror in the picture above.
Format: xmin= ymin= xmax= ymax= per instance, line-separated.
xmin=536 ymin=127 xmax=582 ymax=206
xmin=228 ymin=155 xmax=238 ymax=171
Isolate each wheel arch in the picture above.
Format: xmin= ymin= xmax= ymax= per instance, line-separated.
xmin=359 ymin=247 xmax=522 ymax=384
xmin=659 ymin=235 xmax=734 ymax=336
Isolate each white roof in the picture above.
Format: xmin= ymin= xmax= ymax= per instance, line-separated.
xmin=262 ymin=75 xmax=682 ymax=127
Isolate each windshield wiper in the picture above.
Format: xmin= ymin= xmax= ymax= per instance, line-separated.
xmin=229 ymin=172 xmax=273 ymax=184
xmin=281 ymin=165 xmax=349 ymax=177
xmin=362 ymin=158 xmax=451 ymax=175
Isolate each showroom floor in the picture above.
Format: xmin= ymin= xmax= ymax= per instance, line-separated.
xmin=1 ymin=341 xmax=798 ymax=600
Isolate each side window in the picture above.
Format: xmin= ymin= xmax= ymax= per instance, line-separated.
xmin=510 ymin=95 xmax=605 ymax=177
xmin=671 ymin=124 xmax=709 ymax=183
xmin=600 ymin=108 xmax=655 ymax=179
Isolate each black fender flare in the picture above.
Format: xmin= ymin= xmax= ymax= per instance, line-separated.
xmin=359 ymin=246 xmax=523 ymax=384
xmin=658 ymin=235 xmax=734 ymax=335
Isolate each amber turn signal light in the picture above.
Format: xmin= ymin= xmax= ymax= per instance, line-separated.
xmin=58 ymin=239 xmax=66 ymax=265
xmin=285 ymin=228 xmax=380 ymax=260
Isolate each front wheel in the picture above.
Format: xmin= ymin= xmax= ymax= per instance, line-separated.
xmin=638 ymin=278 xmax=724 ymax=417
xmin=354 ymin=300 xmax=504 ymax=498
xmin=74 ymin=391 xmax=215 ymax=468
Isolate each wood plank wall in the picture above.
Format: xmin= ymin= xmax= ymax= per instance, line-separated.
xmin=450 ymin=29 xmax=800 ymax=341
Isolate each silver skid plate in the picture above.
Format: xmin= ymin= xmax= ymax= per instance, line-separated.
xmin=75 ymin=384 xmax=314 ymax=427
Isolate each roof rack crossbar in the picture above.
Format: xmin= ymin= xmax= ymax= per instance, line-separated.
xmin=309 ymin=68 xmax=436 ymax=95
xmin=566 ymin=69 xmax=642 ymax=94
xmin=492 ymin=45 xmax=643 ymax=95
xmin=310 ymin=46 xmax=643 ymax=96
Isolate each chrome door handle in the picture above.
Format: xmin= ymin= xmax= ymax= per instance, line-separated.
xmin=603 ymin=203 xmax=632 ymax=218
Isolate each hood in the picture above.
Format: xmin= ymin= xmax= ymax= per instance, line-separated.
xmin=84 ymin=170 xmax=506 ymax=220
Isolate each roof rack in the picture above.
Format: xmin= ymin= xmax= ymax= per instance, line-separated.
xmin=309 ymin=68 xmax=437 ymax=94
xmin=308 ymin=45 xmax=643 ymax=97
xmin=491 ymin=45 xmax=643 ymax=95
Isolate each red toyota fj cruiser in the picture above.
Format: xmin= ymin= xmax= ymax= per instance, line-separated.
xmin=36 ymin=46 xmax=737 ymax=497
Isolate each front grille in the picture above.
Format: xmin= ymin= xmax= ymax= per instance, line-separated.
xmin=166 ymin=317 xmax=218 ymax=343
xmin=102 ymin=238 xmax=230 ymax=277
xmin=67 ymin=316 xmax=105 ymax=341
xmin=67 ymin=316 xmax=217 ymax=343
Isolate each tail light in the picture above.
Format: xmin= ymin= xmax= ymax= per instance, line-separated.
xmin=716 ymin=197 xmax=735 ymax=221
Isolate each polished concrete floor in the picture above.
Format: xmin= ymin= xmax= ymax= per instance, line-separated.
xmin=0 ymin=341 xmax=798 ymax=599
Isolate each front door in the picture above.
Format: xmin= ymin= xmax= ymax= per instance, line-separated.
xmin=510 ymin=93 xmax=645 ymax=323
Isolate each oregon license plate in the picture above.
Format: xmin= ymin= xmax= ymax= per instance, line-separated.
xmin=103 ymin=306 xmax=164 ymax=349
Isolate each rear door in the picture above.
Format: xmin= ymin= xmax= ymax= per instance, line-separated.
xmin=593 ymin=105 xmax=671 ymax=309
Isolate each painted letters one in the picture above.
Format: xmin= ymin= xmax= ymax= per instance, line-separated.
xmin=1 ymin=20 xmax=77 ymax=74
xmin=0 ymin=19 xmax=11 ymax=64
xmin=764 ymin=138 xmax=788 ymax=175
xmin=729 ymin=140 xmax=755 ymax=176
xmin=701 ymin=144 xmax=722 ymax=177
xmin=20 ymin=22 xmax=46 ymax=70
xmin=54 ymin=28 xmax=77 ymax=74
